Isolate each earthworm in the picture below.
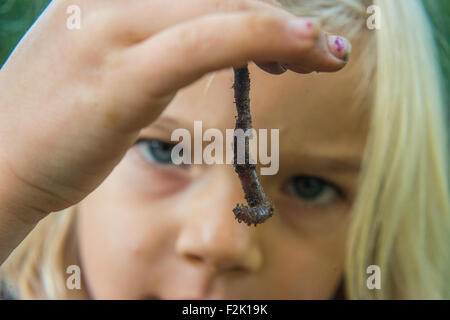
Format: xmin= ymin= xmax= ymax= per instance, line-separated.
xmin=231 ymin=65 xmax=274 ymax=226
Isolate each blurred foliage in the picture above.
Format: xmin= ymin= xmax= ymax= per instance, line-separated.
xmin=423 ymin=0 xmax=449 ymax=83
xmin=0 ymin=0 xmax=48 ymax=63
xmin=423 ymin=0 xmax=449 ymax=125
xmin=0 ymin=0 xmax=50 ymax=66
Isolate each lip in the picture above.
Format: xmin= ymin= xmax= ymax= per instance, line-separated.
xmin=161 ymin=293 xmax=221 ymax=300
xmin=171 ymin=297 xmax=208 ymax=300
xmin=145 ymin=294 xmax=208 ymax=300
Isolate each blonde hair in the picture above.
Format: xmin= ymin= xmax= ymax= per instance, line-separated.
xmin=0 ymin=209 xmax=79 ymax=299
xmin=346 ymin=0 xmax=450 ymax=299
xmin=1 ymin=0 xmax=448 ymax=299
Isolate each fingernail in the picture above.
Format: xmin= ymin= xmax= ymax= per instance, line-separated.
xmin=327 ymin=35 xmax=352 ymax=62
xmin=286 ymin=18 xmax=319 ymax=40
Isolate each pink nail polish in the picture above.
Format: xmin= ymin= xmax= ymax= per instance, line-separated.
xmin=335 ymin=37 xmax=345 ymax=52
xmin=327 ymin=35 xmax=351 ymax=62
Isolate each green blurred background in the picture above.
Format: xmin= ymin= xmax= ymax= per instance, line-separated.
xmin=0 ymin=0 xmax=448 ymax=110
xmin=0 ymin=0 xmax=50 ymax=64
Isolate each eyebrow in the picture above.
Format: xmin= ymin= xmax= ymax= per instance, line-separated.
xmin=138 ymin=116 xmax=195 ymax=140
xmin=284 ymin=154 xmax=362 ymax=173
xmin=150 ymin=116 xmax=189 ymax=132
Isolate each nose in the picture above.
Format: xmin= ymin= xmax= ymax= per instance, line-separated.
xmin=175 ymin=168 xmax=263 ymax=273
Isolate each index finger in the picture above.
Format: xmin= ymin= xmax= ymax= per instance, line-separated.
xmin=122 ymin=12 xmax=351 ymax=98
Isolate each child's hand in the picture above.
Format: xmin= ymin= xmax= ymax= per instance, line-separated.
xmin=0 ymin=0 xmax=351 ymax=222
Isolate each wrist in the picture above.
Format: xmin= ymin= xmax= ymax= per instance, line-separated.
xmin=0 ymin=156 xmax=49 ymax=226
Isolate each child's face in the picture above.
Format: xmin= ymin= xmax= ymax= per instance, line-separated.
xmin=76 ymin=54 xmax=369 ymax=299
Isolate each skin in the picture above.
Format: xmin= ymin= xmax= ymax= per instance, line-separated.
xmin=0 ymin=0 xmax=368 ymax=299
xmin=77 ymin=52 xmax=369 ymax=299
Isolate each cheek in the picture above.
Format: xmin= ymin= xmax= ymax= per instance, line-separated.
xmin=268 ymin=243 xmax=345 ymax=299
xmin=273 ymin=198 xmax=350 ymax=236
xmin=77 ymin=195 xmax=176 ymax=298
xmin=263 ymin=217 xmax=347 ymax=299
xmin=117 ymin=148 xmax=191 ymax=200
xmin=76 ymin=161 xmax=183 ymax=298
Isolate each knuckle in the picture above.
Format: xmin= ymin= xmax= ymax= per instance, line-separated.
xmin=232 ymin=0 xmax=256 ymax=11
xmin=265 ymin=0 xmax=283 ymax=8
xmin=213 ymin=0 xmax=280 ymax=13
xmin=83 ymin=11 xmax=114 ymax=35
xmin=178 ymin=25 xmax=215 ymax=57
xmin=216 ymin=0 xmax=255 ymax=12
xmin=242 ymin=13 xmax=283 ymax=37
xmin=304 ymin=37 xmax=317 ymax=51
xmin=179 ymin=27 xmax=201 ymax=53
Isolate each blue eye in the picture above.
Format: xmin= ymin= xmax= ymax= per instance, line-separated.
xmin=137 ymin=139 xmax=177 ymax=165
xmin=286 ymin=175 xmax=338 ymax=204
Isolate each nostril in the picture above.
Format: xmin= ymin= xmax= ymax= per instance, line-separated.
xmin=184 ymin=253 xmax=244 ymax=272
xmin=230 ymin=265 xmax=246 ymax=273
xmin=185 ymin=253 xmax=203 ymax=264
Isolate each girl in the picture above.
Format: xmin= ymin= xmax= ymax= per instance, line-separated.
xmin=0 ymin=0 xmax=448 ymax=299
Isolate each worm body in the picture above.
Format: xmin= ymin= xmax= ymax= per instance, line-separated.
xmin=231 ymin=66 xmax=274 ymax=226
xmin=233 ymin=204 xmax=274 ymax=227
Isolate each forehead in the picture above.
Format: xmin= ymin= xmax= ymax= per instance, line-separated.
xmin=157 ymin=48 xmax=370 ymax=162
